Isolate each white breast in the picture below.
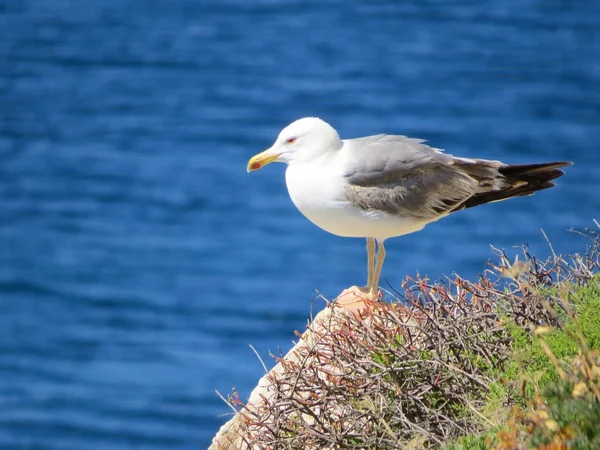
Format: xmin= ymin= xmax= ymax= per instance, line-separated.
xmin=284 ymin=155 xmax=427 ymax=240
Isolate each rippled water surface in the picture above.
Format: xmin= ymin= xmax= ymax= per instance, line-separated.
xmin=1 ymin=0 xmax=599 ymax=448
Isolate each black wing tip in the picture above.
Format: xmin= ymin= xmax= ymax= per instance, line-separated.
xmin=456 ymin=161 xmax=571 ymax=212
xmin=499 ymin=161 xmax=573 ymax=179
xmin=554 ymin=161 xmax=574 ymax=167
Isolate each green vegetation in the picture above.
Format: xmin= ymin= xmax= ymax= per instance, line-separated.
xmin=442 ymin=274 xmax=600 ymax=450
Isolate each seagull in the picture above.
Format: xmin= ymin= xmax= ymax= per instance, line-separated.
xmin=247 ymin=117 xmax=571 ymax=300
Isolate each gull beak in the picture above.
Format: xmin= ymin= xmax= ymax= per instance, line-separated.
xmin=247 ymin=148 xmax=281 ymax=173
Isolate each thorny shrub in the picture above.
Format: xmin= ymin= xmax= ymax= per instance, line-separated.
xmin=223 ymin=224 xmax=600 ymax=449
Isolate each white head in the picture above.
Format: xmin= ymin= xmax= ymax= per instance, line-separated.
xmin=247 ymin=117 xmax=342 ymax=172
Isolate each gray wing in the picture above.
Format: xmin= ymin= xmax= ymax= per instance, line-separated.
xmin=341 ymin=135 xmax=506 ymax=221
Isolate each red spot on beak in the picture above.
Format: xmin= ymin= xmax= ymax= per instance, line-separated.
xmin=251 ymin=162 xmax=261 ymax=170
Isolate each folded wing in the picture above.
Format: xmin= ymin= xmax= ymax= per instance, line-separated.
xmin=342 ymin=135 xmax=571 ymax=221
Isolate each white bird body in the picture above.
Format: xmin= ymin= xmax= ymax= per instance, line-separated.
xmin=285 ymin=150 xmax=427 ymax=240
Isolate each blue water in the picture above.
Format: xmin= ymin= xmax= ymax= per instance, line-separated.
xmin=1 ymin=0 xmax=598 ymax=448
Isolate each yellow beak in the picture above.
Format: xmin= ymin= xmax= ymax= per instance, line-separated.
xmin=247 ymin=148 xmax=280 ymax=172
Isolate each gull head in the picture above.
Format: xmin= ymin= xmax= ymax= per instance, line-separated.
xmin=247 ymin=117 xmax=342 ymax=172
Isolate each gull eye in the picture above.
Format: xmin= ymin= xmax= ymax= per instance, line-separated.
xmin=286 ymin=137 xmax=297 ymax=144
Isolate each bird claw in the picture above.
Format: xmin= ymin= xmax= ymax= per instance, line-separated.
xmin=337 ymin=285 xmax=381 ymax=303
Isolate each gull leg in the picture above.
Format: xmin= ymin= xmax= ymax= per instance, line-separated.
xmin=368 ymin=239 xmax=386 ymax=300
xmin=365 ymin=237 xmax=376 ymax=291
xmin=339 ymin=238 xmax=376 ymax=302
